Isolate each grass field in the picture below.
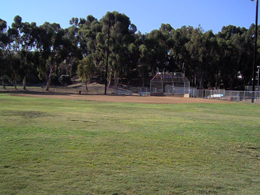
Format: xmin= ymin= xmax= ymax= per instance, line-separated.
xmin=0 ymin=93 xmax=260 ymax=194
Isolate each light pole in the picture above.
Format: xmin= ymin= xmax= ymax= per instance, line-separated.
xmin=252 ymin=0 xmax=258 ymax=103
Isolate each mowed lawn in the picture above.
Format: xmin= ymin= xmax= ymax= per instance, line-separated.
xmin=0 ymin=94 xmax=260 ymax=195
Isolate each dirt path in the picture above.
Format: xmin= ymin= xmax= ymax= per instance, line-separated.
xmin=12 ymin=92 xmax=229 ymax=104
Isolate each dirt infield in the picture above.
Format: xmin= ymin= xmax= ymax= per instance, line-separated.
xmin=10 ymin=91 xmax=229 ymax=104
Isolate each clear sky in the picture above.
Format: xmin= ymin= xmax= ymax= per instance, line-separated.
xmin=0 ymin=0 xmax=258 ymax=34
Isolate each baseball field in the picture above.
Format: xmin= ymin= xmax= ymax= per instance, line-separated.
xmin=0 ymin=92 xmax=260 ymax=194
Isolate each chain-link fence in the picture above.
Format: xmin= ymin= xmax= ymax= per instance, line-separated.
xmin=138 ymin=87 xmax=150 ymax=96
xmin=2 ymin=84 xmax=260 ymax=103
xmin=150 ymin=72 xmax=190 ymax=96
xmin=113 ymin=85 xmax=133 ymax=95
xmin=189 ymin=89 xmax=260 ymax=103
xmin=0 ymin=84 xmax=113 ymax=95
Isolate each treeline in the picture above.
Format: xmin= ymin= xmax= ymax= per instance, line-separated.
xmin=0 ymin=11 xmax=258 ymax=90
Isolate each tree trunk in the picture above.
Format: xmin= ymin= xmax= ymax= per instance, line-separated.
xmin=85 ymin=81 xmax=88 ymax=92
xmin=23 ymin=76 xmax=27 ymax=90
xmin=107 ymin=72 xmax=111 ymax=88
xmin=114 ymin=72 xmax=118 ymax=88
xmin=2 ymin=76 xmax=6 ymax=90
xmin=46 ymin=75 xmax=51 ymax=91
xmin=100 ymin=68 xmax=102 ymax=83
xmin=14 ymin=80 xmax=17 ymax=90
xmin=107 ymin=79 xmax=110 ymax=89
xmin=46 ymin=66 xmax=53 ymax=91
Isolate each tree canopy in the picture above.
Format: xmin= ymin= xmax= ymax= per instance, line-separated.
xmin=0 ymin=12 xmax=259 ymax=90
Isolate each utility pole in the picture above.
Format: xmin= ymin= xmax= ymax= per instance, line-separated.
xmin=252 ymin=0 xmax=258 ymax=103
xmin=105 ymin=17 xmax=110 ymax=95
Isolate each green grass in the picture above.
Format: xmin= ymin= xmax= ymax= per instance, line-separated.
xmin=0 ymin=93 xmax=260 ymax=194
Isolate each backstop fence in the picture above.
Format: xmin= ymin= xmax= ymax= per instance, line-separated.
xmin=150 ymin=72 xmax=190 ymax=96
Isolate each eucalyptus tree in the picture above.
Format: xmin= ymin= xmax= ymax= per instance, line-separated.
xmin=79 ymin=15 xmax=103 ymax=71
xmin=143 ymin=30 xmax=168 ymax=75
xmin=3 ymin=16 xmax=39 ymax=90
xmin=0 ymin=19 xmax=8 ymax=89
xmin=109 ymin=11 xmax=134 ymax=81
xmin=159 ymin=23 xmax=175 ymax=72
xmin=60 ymin=25 xmax=82 ymax=78
xmin=3 ymin=25 xmax=21 ymax=90
xmin=100 ymin=11 xmax=138 ymax=87
xmin=132 ymin=31 xmax=148 ymax=84
xmin=36 ymin=22 xmax=65 ymax=90
xmin=237 ymin=24 xmax=259 ymax=88
xmin=77 ymin=56 xmax=95 ymax=90
xmin=138 ymin=43 xmax=150 ymax=86
xmin=5 ymin=52 xmax=21 ymax=89
xmin=127 ymin=40 xmax=139 ymax=82
xmin=167 ymin=26 xmax=193 ymax=77
xmin=3 ymin=16 xmax=23 ymax=89
xmin=201 ymin=30 xmax=219 ymax=88
xmin=117 ymin=22 xmax=138 ymax=83
xmin=4 ymin=16 xmax=22 ymax=89
xmin=159 ymin=23 xmax=173 ymax=34
xmin=70 ymin=17 xmax=88 ymax=58
xmin=216 ymin=25 xmax=251 ymax=89
xmin=59 ymin=17 xmax=93 ymax=79
xmin=19 ymin=21 xmax=38 ymax=90
xmin=186 ymin=28 xmax=219 ymax=89
xmin=10 ymin=15 xmax=22 ymax=52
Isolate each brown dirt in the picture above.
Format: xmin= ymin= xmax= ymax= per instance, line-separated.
xmin=10 ymin=91 xmax=229 ymax=104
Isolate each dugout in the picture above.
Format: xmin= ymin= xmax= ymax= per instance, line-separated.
xmin=150 ymin=72 xmax=190 ymax=96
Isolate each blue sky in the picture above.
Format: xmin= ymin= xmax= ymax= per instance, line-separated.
xmin=0 ymin=0 xmax=258 ymax=34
